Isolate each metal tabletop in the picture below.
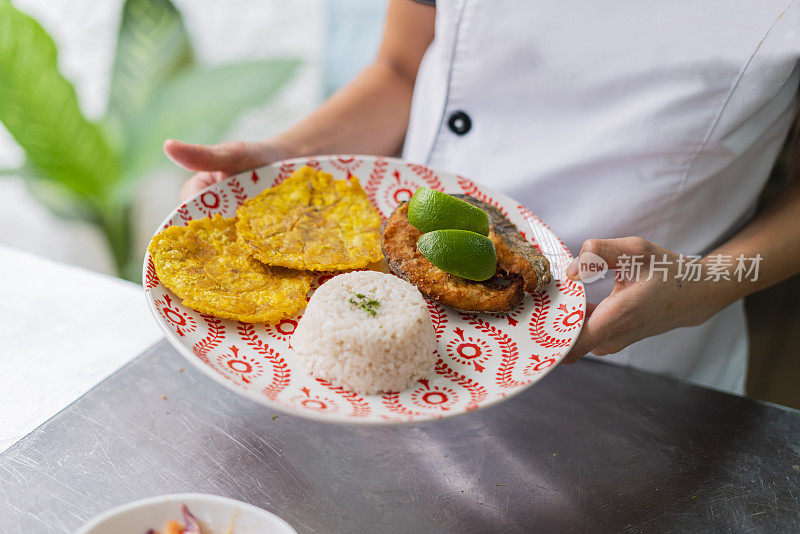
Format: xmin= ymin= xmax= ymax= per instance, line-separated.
xmin=1 ymin=340 xmax=799 ymax=533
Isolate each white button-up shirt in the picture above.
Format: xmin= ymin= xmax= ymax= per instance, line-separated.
xmin=403 ymin=0 xmax=800 ymax=394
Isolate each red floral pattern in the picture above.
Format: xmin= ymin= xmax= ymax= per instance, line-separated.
xmin=410 ymin=379 xmax=458 ymax=411
xmin=144 ymin=257 xmax=159 ymax=290
xmin=478 ymin=300 xmax=526 ymax=327
xmin=176 ymin=203 xmax=192 ymax=224
xmin=193 ymin=314 xmax=225 ymax=364
xmin=238 ymin=323 xmax=291 ymax=400
xmin=216 ymin=345 xmax=264 ymax=384
xmin=229 ymin=177 xmax=247 ymax=207
xmin=406 ymin=163 xmax=444 ymax=191
xmin=447 ymin=327 xmax=491 ymax=372
xmin=529 ymin=292 xmax=574 ymax=349
xmin=154 ymin=293 xmax=197 ymax=337
xmin=329 ymin=155 xmax=364 ymax=176
xmin=196 ymin=190 xmax=230 ymax=218
xmin=553 ymin=303 xmax=584 ymax=333
xmin=426 ymin=300 xmax=448 ymax=339
xmin=289 ymin=386 xmax=339 ymax=413
xmin=272 ymin=162 xmax=296 ymax=186
xmin=263 ymin=318 xmax=300 ymax=342
xmin=316 ymin=378 xmax=371 ymax=417
xmin=457 ymin=175 xmax=508 ymax=217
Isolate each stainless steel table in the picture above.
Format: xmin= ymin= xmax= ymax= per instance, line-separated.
xmin=1 ymin=340 xmax=798 ymax=533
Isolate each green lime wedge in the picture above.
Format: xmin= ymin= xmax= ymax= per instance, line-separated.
xmin=407 ymin=187 xmax=490 ymax=236
xmin=417 ymin=229 xmax=497 ymax=281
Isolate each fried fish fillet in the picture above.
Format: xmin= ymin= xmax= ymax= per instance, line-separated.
xmin=236 ymin=166 xmax=383 ymax=271
xmin=148 ymin=215 xmax=312 ymax=323
xmin=452 ymin=195 xmax=551 ymax=292
xmin=382 ymin=199 xmax=551 ymax=313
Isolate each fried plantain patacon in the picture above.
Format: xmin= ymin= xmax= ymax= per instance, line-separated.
xmin=236 ymin=166 xmax=383 ymax=271
xmin=381 ymin=200 xmax=551 ymax=313
xmin=149 ymin=215 xmax=312 ymax=323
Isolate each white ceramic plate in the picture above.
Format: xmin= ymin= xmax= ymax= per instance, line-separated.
xmin=143 ymin=156 xmax=585 ymax=424
xmin=76 ymin=493 xmax=295 ymax=534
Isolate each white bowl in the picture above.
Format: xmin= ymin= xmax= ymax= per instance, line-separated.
xmin=76 ymin=493 xmax=296 ymax=534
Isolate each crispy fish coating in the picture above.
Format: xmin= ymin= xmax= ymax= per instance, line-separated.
xmin=382 ymin=203 xmax=526 ymax=313
xmin=236 ymin=166 xmax=383 ymax=271
xmin=452 ymin=195 xmax=551 ymax=292
xmin=148 ymin=215 xmax=312 ymax=323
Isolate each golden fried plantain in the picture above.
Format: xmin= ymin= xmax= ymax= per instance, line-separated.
xmin=148 ymin=215 xmax=312 ymax=323
xmin=236 ymin=166 xmax=383 ymax=271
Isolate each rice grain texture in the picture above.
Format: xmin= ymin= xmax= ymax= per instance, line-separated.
xmin=291 ymin=271 xmax=436 ymax=395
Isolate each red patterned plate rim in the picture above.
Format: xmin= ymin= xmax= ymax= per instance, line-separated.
xmin=143 ymin=155 xmax=586 ymax=425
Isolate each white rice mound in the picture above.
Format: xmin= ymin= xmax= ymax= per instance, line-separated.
xmin=291 ymin=271 xmax=436 ymax=395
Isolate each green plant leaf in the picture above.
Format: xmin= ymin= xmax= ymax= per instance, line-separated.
xmin=106 ymin=0 xmax=193 ymax=133
xmin=24 ymin=177 xmax=96 ymax=221
xmin=0 ymin=167 xmax=25 ymax=177
xmin=0 ymin=2 xmax=120 ymax=199
xmin=115 ymin=59 xmax=300 ymax=195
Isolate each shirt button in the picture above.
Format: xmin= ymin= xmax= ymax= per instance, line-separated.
xmin=447 ymin=111 xmax=472 ymax=135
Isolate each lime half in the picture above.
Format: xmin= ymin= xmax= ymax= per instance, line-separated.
xmin=407 ymin=187 xmax=490 ymax=236
xmin=417 ymin=229 xmax=497 ymax=281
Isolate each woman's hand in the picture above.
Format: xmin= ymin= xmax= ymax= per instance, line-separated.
xmin=164 ymin=139 xmax=292 ymax=201
xmin=561 ymin=237 xmax=720 ymax=364
xmin=563 ymin=178 xmax=800 ymax=364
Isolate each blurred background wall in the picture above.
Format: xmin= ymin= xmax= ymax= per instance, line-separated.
xmin=0 ymin=0 xmax=386 ymax=274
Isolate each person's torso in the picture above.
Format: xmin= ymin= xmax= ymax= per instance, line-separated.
xmin=405 ymin=0 xmax=800 ymax=260
xmin=403 ymin=0 xmax=800 ymax=392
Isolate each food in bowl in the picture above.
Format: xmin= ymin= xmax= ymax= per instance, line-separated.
xmin=291 ymin=271 xmax=436 ymax=395
xmin=148 ymin=504 xmax=203 ymax=534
